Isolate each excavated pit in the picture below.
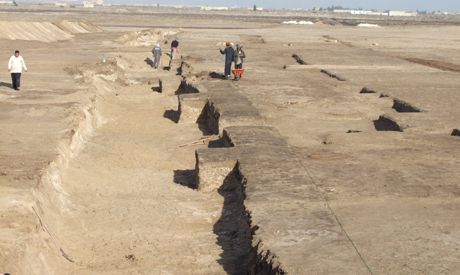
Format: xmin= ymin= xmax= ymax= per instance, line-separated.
xmin=320 ymin=69 xmax=346 ymax=81
xmin=211 ymin=164 xmax=286 ymax=275
xmin=197 ymin=101 xmax=220 ymax=135
xmin=213 ymin=165 xmax=255 ymax=274
xmin=292 ymin=54 xmax=307 ymax=65
xmin=173 ymin=169 xmax=198 ymax=189
xmin=392 ymin=99 xmax=422 ymax=113
xmin=374 ymin=115 xmax=404 ymax=132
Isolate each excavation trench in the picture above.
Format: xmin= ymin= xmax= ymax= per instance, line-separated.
xmin=206 ymin=162 xmax=286 ymax=275
xmin=214 ymin=164 xmax=254 ymax=274
xmin=181 ymin=95 xmax=286 ymax=273
xmin=21 ymin=93 xmax=104 ymax=273
xmin=197 ymin=101 xmax=220 ymax=135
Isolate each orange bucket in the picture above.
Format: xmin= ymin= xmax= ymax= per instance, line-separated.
xmin=232 ymin=68 xmax=245 ymax=78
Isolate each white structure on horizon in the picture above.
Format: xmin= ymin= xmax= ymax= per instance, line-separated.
xmin=389 ymin=10 xmax=417 ymax=17
xmin=0 ymin=0 xmax=15 ymax=5
xmin=81 ymin=0 xmax=103 ymax=7
xmin=334 ymin=9 xmax=418 ymax=17
xmin=55 ymin=2 xmax=69 ymax=7
xmin=200 ymin=6 xmax=229 ymax=11
xmin=83 ymin=1 xmax=94 ymax=8
xmin=334 ymin=9 xmax=388 ymax=16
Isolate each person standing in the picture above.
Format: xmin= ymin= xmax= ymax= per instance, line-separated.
xmin=152 ymin=43 xmax=162 ymax=69
xmin=234 ymin=44 xmax=246 ymax=80
xmin=219 ymin=42 xmax=235 ymax=79
xmin=8 ymin=50 xmax=27 ymax=91
xmin=169 ymin=38 xmax=179 ymax=67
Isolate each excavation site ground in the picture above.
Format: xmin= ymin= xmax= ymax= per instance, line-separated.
xmin=0 ymin=4 xmax=459 ymax=275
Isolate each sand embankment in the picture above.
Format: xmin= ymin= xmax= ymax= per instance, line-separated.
xmin=0 ymin=21 xmax=101 ymax=42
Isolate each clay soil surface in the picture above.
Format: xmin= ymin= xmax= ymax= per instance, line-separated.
xmin=0 ymin=4 xmax=459 ymax=275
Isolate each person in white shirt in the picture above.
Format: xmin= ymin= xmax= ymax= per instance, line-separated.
xmin=8 ymin=50 xmax=28 ymax=91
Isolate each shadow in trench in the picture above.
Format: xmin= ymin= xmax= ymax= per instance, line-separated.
xmin=175 ymin=80 xmax=199 ymax=95
xmin=208 ymin=138 xmax=225 ymax=148
xmin=196 ymin=103 xmax=219 ymax=136
xmin=152 ymin=80 xmax=162 ymax=93
xmin=163 ymin=109 xmax=180 ymax=123
xmin=373 ymin=115 xmax=403 ymax=132
xmin=173 ymin=169 xmax=197 ymax=189
xmin=213 ymin=167 xmax=254 ymax=274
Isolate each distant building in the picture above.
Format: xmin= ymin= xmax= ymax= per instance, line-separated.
xmin=55 ymin=2 xmax=69 ymax=7
xmin=389 ymin=11 xmax=418 ymax=17
xmin=200 ymin=6 xmax=229 ymax=11
xmin=0 ymin=0 xmax=16 ymax=5
xmin=83 ymin=1 xmax=94 ymax=8
xmin=333 ymin=9 xmax=388 ymax=16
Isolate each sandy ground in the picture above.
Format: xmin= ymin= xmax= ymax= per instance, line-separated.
xmin=0 ymin=5 xmax=459 ymax=275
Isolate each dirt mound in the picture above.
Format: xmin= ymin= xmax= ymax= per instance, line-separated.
xmin=55 ymin=20 xmax=102 ymax=34
xmin=117 ymin=29 xmax=179 ymax=47
xmin=0 ymin=21 xmax=102 ymax=42
xmin=0 ymin=21 xmax=73 ymax=42
xmin=64 ymin=57 xmax=128 ymax=85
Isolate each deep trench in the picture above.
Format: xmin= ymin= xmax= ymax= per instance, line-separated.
xmin=167 ymin=60 xmax=285 ymax=273
xmin=192 ymin=101 xmax=286 ymax=274
xmin=214 ymin=165 xmax=255 ymax=274
xmin=392 ymin=99 xmax=422 ymax=113
xmin=374 ymin=115 xmax=403 ymax=132
xmin=213 ymin=165 xmax=286 ymax=275
xmin=197 ymin=101 xmax=220 ymax=135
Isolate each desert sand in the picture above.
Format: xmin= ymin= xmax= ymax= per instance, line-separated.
xmin=0 ymin=4 xmax=459 ymax=275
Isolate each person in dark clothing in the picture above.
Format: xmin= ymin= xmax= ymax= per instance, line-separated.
xmin=219 ymin=42 xmax=235 ymax=78
xmin=169 ymin=39 xmax=179 ymax=67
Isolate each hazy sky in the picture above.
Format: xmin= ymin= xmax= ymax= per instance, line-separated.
xmin=104 ymin=0 xmax=460 ymax=11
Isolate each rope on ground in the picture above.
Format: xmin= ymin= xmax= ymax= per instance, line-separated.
xmin=292 ymin=151 xmax=374 ymax=275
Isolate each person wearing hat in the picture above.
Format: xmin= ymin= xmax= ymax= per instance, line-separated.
xmin=219 ymin=42 xmax=235 ymax=79
xmin=152 ymin=42 xmax=162 ymax=69
xmin=8 ymin=50 xmax=28 ymax=91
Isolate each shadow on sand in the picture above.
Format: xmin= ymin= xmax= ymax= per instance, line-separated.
xmin=0 ymin=82 xmax=13 ymax=89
